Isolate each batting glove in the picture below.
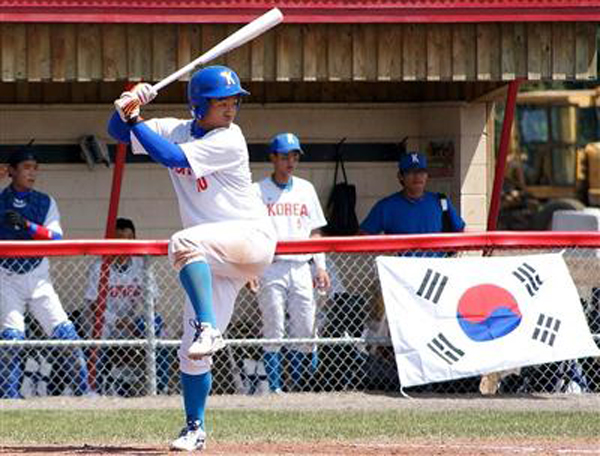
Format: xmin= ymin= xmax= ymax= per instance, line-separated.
xmin=131 ymin=83 xmax=157 ymax=106
xmin=4 ymin=210 xmax=28 ymax=231
xmin=114 ymin=92 xmax=140 ymax=123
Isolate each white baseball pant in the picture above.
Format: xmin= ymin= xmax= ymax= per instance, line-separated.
xmin=0 ymin=259 xmax=69 ymax=335
xmin=169 ymin=218 xmax=277 ymax=375
xmin=258 ymin=260 xmax=316 ymax=354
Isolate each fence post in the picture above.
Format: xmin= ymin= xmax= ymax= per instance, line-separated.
xmin=143 ymin=255 xmax=157 ymax=396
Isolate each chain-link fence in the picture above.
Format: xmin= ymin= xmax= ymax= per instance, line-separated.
xmin=1 ymin=239 xmax=599 ymax=399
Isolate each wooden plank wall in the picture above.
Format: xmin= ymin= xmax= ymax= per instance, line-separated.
xmin=0 ymin=22 xmax=597 ymax=82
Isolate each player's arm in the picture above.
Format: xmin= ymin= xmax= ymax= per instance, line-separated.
xmin=130 ymin=122 xmax=190 ymax=168
xmin=359 ymin=200 xmax=384 ymax=235
xmin=447 ymin=200 xmax=467 ymax=232
xmin=110 ymin=84 xmax=190 ymax=168
xmin=108 ymin=84 xmax=156 ymax=144
xmin=34 ymin=197 xmax=63 ymax=240
xmin=309 ymin=186 xmax=331 ymax=289
xmin=310 ymin=230 xmax=331 ymax=290
xmin=26 ymin=220 xmax=62 ymax=240
xmin=3 ymin=200 xmax=62 ymax=240
xmin=107 ymin=111 xmax=133 ymax=144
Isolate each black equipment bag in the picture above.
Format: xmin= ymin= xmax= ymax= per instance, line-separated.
xmin=324 ymin=139 xmax=359 ymax=236
xmin=437 ymin=192 xmax=454 ymax=233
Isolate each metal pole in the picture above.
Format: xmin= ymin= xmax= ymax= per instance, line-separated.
xmin=487 ymin=79 xmax=522 ymax=231
xmin=143 ymin=255 xmax=157 ymax=396
xmin=88 ymin=142 xmax=127 ymax=391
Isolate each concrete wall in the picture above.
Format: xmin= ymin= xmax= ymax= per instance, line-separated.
xmin=0 ymin=102 xmax=491 ymax=238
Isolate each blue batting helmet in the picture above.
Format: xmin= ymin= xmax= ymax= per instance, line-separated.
xmin=398 ymin=152 xmax=427 ymax=173
xmin=269 ymin=133 xmax=304 ymax=155
xmin=188 ymin=65 xmax=250 ymax=120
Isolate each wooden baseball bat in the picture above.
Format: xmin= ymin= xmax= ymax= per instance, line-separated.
xmin=152 ymin=8 xmax=283 ymax=92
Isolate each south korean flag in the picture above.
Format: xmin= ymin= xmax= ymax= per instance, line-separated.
xmin=376 ymin=253 xmax=599 ymax=388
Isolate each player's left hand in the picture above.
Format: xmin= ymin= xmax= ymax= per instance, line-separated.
xmin=131 ymin=83 xmax=157 ymax=106
xmin=4 ymin=210 xmax=28 ymax=231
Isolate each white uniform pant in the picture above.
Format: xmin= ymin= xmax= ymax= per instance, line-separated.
xmin=169 ymin=218 xmax=277 ymax=375
xmin=258 ymin=261 xmax=316 ymax=354
xmin=0 ymin=259 xmax=68 ymax=335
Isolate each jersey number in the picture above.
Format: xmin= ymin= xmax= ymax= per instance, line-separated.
xmin=196 ymin=177 xmax=208 ymax=192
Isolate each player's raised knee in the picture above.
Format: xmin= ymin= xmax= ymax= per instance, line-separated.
xmin=168 ymin=232 xmax=204 ymax=270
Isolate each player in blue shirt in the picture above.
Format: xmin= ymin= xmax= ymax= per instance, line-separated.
xmin=360 ymin=152 xmax=465 ymax=255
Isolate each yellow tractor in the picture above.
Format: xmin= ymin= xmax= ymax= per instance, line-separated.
xmin=499 ymin=88 xmax=600 ymax=230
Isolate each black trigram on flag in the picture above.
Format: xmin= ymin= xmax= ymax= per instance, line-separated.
xmin=417 ymin=268 xmax=448 ymax=304
xmin=427 ymin=333 xmax=465 ymax=365
xmin=512 ymin=262 xmax=543 ymax=297
xmin=532 ymin=313 xmax=561 ymax=347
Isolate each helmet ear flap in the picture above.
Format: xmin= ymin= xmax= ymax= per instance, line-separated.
xmin=190 ymin=98 xmax=210 ymax=120
xmin=190 ymin=105 xmax=202 ymax=120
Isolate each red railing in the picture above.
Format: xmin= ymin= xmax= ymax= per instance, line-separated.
xmin=1 ymin=232 xmax=600 ymax=257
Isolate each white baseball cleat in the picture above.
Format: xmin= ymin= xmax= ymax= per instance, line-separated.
xmin=188 ymin=322 xmax=225 ymax=360
xmin=170 ymin=421 xmax=206 ymax=452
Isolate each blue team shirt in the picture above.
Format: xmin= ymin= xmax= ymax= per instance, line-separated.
xmin=360 ymin=191 xmax=465 ymax=235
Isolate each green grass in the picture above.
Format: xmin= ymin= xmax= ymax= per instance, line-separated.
xmin=2 ymin=409 xmax=599 ymax=445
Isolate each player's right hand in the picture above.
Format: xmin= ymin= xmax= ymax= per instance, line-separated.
xmin=114 ymin=92 xmax=140 ymax=123
xmin=130 ymin=83 xmax=157 ymax=106
xmin=246 ymin=278 xmax=260 ymax=294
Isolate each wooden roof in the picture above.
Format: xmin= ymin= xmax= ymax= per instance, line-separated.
xmin=1 ymin=0 xmax=600 ymax=23
xmin=0 ymin=22 xmax=596 ymax=83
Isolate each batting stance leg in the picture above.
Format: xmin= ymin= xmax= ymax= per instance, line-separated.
xmin=257 ymin=262 xmax=288 ymax=393
xmin=0 ymin=328 xmax=25 ymax=398
xmin=168 ymin=219 xmax=276 ymax=451
xmin=29 ymin=265 xmax=90 ymax=396
xmin=0 ymin=268 xmax=28 ymax=399
xmin=286 ymin=262 xmax=317 ymax=392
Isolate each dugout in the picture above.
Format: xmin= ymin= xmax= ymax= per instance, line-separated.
xmin=0 ymin=1 xmax=599 ymax=238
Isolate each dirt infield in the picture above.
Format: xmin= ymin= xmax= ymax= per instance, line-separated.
xmin=2 ymin=440 xmax=600 ymax=455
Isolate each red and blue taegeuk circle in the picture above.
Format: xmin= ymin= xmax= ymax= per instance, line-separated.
xmin=456 ymin=284 xmax=522 ymax=342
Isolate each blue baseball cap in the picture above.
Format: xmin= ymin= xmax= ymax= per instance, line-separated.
xmin=269 ymin=133 xmax=304 ymax=155
xmin=398 ymin=152 xmax=427 ymax=173
xmin=8 ymin=145 xmax=37 ymax=168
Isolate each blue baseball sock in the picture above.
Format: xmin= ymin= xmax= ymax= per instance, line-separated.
xmin=0 ymin=355 xmax=22 ymax=398
xmin=51 ymin=322 xmax=90 ymax=395
xmin=288 ymin=350 xmax=309 ymax=390
xmin=179 ymin=261 xmax=216 ymax=327
xmin=181 ymin=371 xmax=212 ymax=428
xmin=0 ymin=328 xmax=24 ymax=399
xmin=263 ymin=351 xmax=283 ymax=392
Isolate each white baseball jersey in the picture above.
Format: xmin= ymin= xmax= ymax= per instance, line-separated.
xmin=255 ymin=176 xmax=327 ymax=262
xmin=131 ymin=119 xmax=266 ymax=228
xmin=84 ymin=257 xmax=158 ymax=339
xmin=130 ymin=117 xmax=277 ymax=376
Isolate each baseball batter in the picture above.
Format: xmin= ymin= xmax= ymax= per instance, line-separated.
xmin=0 ymin=148 xmax=90 ymax=398
xmin=108 ymin=65 xmax=276 ymax=452
xmin=254 ymin=133 xmax=330 ymax=393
